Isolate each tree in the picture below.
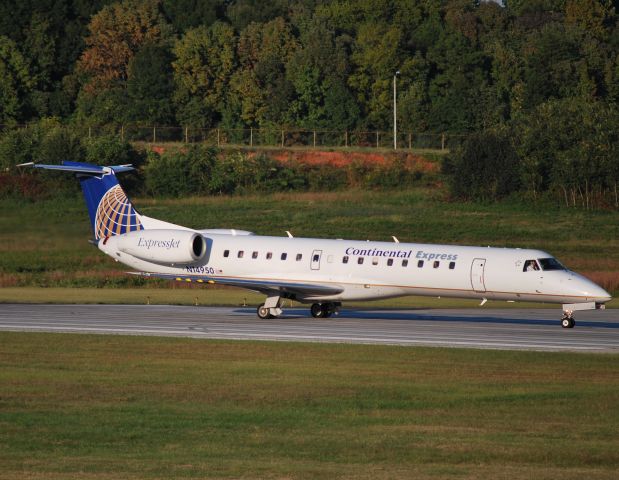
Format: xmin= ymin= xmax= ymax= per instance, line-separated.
xmin=23 ymin=13 xmax=57 ymax=117
xmin=349 ymin=22 xmax=405 ymax=129
xmin=126 ymin=44 xmax=175 ymax=124
xmin=506 ymin=0 xmax=567 ymax=16
xmin=0 ymin=36 xmax=33 ymax=123
xmin=227 ymin=17 xmax=297 ymax=127
xmin=225 ymin=0 xmax=290 ymax=31
xmin=516 ymin=98 xmax=619 ymax=207
xmin=394 ymin=51 xmax=432 ymax=133
xmin=173 ymin=22 xmax=237 ymax=127
xmin=425 ymin=29 xmax=489 ymax=132
xmin=162 ymin=0 xmax=223 ymax=32
xmin=77 ymin=0 xmax=170 ymax=92
xmin=285 ymin=16 xmax=359 ymax=129
xmin=446 ymin=130 xmax=521 ymax=201
xmin=521 ymin=23 xmax=584 ymax=109
xmin=565 ymin=0 xmax=615 ymax=41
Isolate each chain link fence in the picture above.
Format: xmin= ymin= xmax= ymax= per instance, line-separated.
xmin=1 ymin=124 xmax=467 ymax=151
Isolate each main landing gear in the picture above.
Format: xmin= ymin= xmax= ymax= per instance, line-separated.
xmin=255 ymin=296 xmax=340 ymax=319
xmin=561 ymin=310 xmax=575 ymax=329
xmin=310 ymin=302 xmax=340 ymax=318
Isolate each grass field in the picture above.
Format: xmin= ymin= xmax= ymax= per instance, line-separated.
xmin=0 ymin=332 xmax=617 ymax=479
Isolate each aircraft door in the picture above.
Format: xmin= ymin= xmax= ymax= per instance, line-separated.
xmin=311 ymin=250 xmax=322 ymax=270
xmin=470 ymin=258 xmax=486 ymax=292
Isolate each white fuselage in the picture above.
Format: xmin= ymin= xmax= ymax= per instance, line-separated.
xmin=100 ymin=225 xmax=611 ymax=306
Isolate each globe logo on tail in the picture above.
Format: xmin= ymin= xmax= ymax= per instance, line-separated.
xmin=94 ymin=185 xmax=142 ymax=239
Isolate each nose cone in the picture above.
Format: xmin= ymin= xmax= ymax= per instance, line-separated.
xmin=588 ymin=283 xmax=612 ymax=303
xmin=574 ymin=273 xmax=612 ymax=302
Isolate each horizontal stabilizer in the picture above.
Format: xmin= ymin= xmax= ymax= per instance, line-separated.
xmin=17 ymin=161 xmax=134 ymax=175
xmin=17 ymin=160 xmax=141 ymax=239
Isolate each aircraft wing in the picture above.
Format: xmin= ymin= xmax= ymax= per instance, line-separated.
xmin=131 ymin=272 xmax=344 ymax=298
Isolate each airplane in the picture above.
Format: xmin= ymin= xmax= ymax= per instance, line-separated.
xmin=19 ymin=160 xmax=611 ymax=328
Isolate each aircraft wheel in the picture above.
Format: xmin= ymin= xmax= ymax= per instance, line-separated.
xmin=561 ymin=316 xmax=575 ymax=328
xmin=321 ymin=303 xmax=335 ymax=318
xmin=310 ymin=303 xmax=324 ymax=318
xmin=257 ymin=305 xmax=273 ymax=319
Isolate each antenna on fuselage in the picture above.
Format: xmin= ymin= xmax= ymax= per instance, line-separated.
xmin=286 ymin=231 xmax=293 ymax=238
xmin=392 ymin=236 xmax=400 ymax=243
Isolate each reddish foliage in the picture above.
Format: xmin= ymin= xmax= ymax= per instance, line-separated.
xmin=267 ymin=150 xmax=439 ymax=172
xmin=0 ymin=173 xmax=47 ymax=199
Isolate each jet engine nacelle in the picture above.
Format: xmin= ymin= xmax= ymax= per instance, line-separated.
xmin=114 ymin=229 xmax=207 ymax=265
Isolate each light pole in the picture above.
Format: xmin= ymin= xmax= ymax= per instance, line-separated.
xmin=393 ymin=71 xmax=400 ymax=150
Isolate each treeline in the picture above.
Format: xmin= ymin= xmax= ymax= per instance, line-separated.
xmin=0 ymin=0 xmax=618 ymax=134
xmin=1 ymin=0 xmax=619 ymax=207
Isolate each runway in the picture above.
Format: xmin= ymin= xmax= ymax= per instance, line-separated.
xmin=0 ymin=304 xmax=618 ymax=352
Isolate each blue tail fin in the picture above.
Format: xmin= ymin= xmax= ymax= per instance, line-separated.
xmin=24 ymin=161 xmax=143 ymax=240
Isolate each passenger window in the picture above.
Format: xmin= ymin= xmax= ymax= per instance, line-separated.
xmin=433 ymin=261 xmax=439 ymax=268
xmin=313 ymin=254 xmax=320 ymax=262
xmin=372 ymin=258 xmax=378 ymax=265
xmin=343 ymin=256 xmax=349 ymax=264
xmin=266 ymin=252 xmax=272 ymax=260
xmin=402 ymin=259 xmax=408 ymax=267
xmin=238 ymin=251 xmax=244 ymax=258
xmin=523 ymin=260 xmax=540 ymax=272
xmin=449 ymin=261 xmax=455 ymax=270
xmin=296 ymin=253 xmax=302 ymax=261
xmin=418 ymin=260 xmax=424 ymax=268
xmin=387 ymin=258 xmax=393 ymax=266
xmin=223 ymin=250 xmax=229 ymax=258
xmin=281 ymin=253 xmax=287 ymax=260
xmin=358 ymin=257 xmax=364 ymax=265
xmin=252 ymin=251 xmax=258 ymax=259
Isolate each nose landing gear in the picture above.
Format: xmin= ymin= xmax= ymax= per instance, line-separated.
xmin=561 ymin=310 xmax=575 ymax=328
xmin=257 ymin=295 xmax=283 ymax=319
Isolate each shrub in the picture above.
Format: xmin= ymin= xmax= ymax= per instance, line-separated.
xmin=0 ymin=119 xmax=85 ymax=195
xmin=84 ymin=135 xmax=147 ymax=194
xmin=445 ymin=130 xmax=521 ymax=201
xmin=144 ymin=145 xmax=216 ymax=197
xmin=208 ymin=153 xmax=307 ymax=194
xmin=302 ymin=163 xmax=347 ymax=191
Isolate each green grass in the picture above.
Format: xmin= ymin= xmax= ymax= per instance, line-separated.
xmin=2 ymin=188 xmax=619 ymax=293
xmin=1 ymin=286 xmax=580 ymax=308
xmin=0 ymin=332 xmax=618 ymax=479
xmin=5 ymin=286 xmax=619 ymax=309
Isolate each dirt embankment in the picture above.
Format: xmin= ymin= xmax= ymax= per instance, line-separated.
xmin=265 ymin=150 xmax=439 ymax=173
xmin=148 ymin=145 xmax=440 ymax=173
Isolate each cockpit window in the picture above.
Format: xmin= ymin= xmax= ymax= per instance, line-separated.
xmin=538 ymin=258 xmax=566 ymax=271
xmin=523 ymin=260 xmax=540 ymax=272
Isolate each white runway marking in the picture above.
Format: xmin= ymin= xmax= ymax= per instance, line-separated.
xmin=0 ymin=304 xmax=618 ymax=352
